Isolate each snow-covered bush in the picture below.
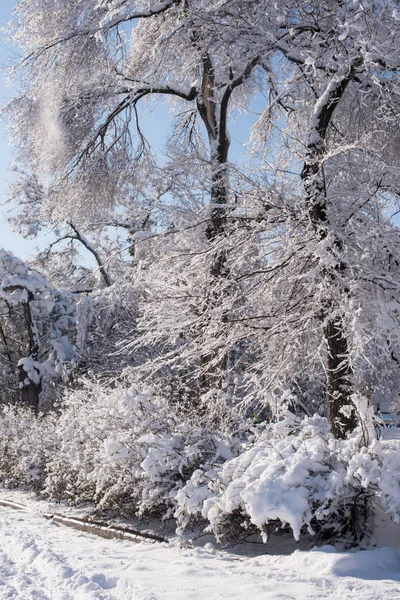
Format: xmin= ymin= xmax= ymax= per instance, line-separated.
xmin=0 ymin=405 xmax=57 ymax=489
xmin=176 ymin=403 xmax=397 ymax=545
xmin=3 ymin=382 xmax=400 ymax=549
xmin=44 ymin=378 xmax=246 ymax=515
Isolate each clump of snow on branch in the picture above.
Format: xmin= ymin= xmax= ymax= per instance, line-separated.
xmin=176 ymin=401 xmax=400 ymax=544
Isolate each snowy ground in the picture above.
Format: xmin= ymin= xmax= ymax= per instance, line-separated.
xmin=0 ymin=501 xmax=400 ymax=600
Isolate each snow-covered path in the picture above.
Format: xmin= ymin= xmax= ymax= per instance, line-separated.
xmin=0 ymin=508 xmax=400 ymax=600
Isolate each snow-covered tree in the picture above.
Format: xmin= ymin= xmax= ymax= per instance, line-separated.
xmin=125 ymin=0 xmax=400 ymax=435
xmin=0 ymin=250 xmax=77 ymax=409
xmin=258 ymin=0 xmax=400 ymax=435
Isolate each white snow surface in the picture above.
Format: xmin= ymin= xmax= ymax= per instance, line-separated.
xmin=0 ymin=500 xmax=400 ymax=599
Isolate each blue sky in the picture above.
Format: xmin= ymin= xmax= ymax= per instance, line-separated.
xmin=0 ymin=2 xmax=28 ymax=257
xmin=0 ymin=1 xmax=50 ymax=258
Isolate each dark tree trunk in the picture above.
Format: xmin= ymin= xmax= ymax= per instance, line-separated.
xmin=19 ymin=364 xmax=41 ymax=411
xmin=325 ymin=319 xmax=356 ymax=438
xmin=301 ymin=63 xmax=360 ymax=437
xmin=196 ymin=54 xmax=260 ymax=394
xmin=4 ymin=286 xmax=42 ymax=411
xmin=20 ymin=297 xmax=41 ymax=411
xmin=196 ymin=55 xmax=231 ymax=392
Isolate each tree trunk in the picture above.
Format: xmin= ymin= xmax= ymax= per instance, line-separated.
xmin=196 ymin=54 xmax=231 ymax=392
xmin=195 ymin=54 xmax=259 ymax=395
xmin=301 ymin=64 xmax=360 ymax=437
xmin=19 ymin=364 xmax=41 ymax=411
xmin=325 ymin=318 xmax=356 ymax=438
xmin=20 ymin=297 xmax=41 ymax=411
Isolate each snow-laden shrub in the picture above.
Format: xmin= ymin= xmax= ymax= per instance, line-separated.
xmin=0 ymin=405 xmax=57 ymax=489
xmin=176 ymin=400 xmax=395 ymax=545
xmin=3 ymin=387 xmax=400 ymax=549
xmin=45 ymin=379 xmax=245 ymax=515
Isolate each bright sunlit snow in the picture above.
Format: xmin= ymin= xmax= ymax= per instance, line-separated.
xmin=0 ymin=500 xmax=400 ymax=600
